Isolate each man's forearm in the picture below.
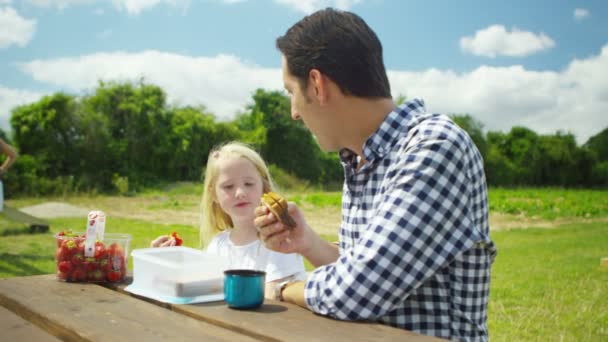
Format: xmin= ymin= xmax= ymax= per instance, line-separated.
xmin=281 ymin=281 xmax=307 ymax=309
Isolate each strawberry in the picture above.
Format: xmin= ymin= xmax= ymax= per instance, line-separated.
xmin=60 ymin=239 xmax=78 ymax=258
xmin=83 ymin=258 xmax=99 ymax=272
xmin=56 ymin=247 xmax=70 ymax=262
xmin=106 ymin=270 xmax=123 ymax=282
xmin=94 ymin=241 xmax=107 ymax=259
xmin=87 ymin=269 xmax=103 ymax=282
xmin=71 ymin=253 xmax=85 ymax=265
xmin=76 ymin=240 xmax=85 ymax=254
xmin=171 ymin=231 xmax=183 ymax=246
xmin=58 ymin=260 xmax=73 ymax=274
xmin=99 ymin=258 xmax=111 ymax=272
xmin=70 ymin=267 xmax=87 ymax=282
xmin=108 ymin=243 xmax=125 ymax=259
xmin=111 ymin=255 xmax=124 ymax=271
xmin=56 ymin=229 xmax=78 ymax=247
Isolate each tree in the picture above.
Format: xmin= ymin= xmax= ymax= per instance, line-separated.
xmin=83 ymin=80 xmax=171 ymax=188
xmin=584 ymin=127 xmax=608 ymax=161
xmin=11 ymin=93 xmax=82 ymax=180
xmin=243 ymin=89 xmax=323 ymax=182
xmin=166 ymin=106 xmax=240 ymax=181
xmin=536 ymin=132 xmax=579 ymax=186
xmin=583 ymin=127 xmax=608 ymax=187
xmin=450 ymin=114 xmax=489 ymax=162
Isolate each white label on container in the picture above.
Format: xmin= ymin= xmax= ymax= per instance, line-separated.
xmin=84 ymin=211 xmax=98 ymax=257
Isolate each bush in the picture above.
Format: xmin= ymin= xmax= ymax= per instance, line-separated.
xmin=112 ymin=174 xmax=130 ymax=196
xmin=268 ymin=164 xmax=309 ymax=192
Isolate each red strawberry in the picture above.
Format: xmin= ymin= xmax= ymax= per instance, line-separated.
xmin=94 ymin=241 xmax=107 ymax=259
xmin=171 ymin=231 xmax=183 ymax=246
xmin=83 ymin=257 xmax=100 ymax=271
xmin=56 ymin=229 xmax=79 ymax=247
xmin=76 ymin=240 xmax=85 ymax=253
xmin=106 ymin=270 xmax=123 ymax=282
xmin=87 ymin=270 xmax=103 ymax=282
xmin=58 ymin=260 xmax=73 ymax=274
xmin=71 ymin=267 xmax=87 ymax=282
xmin=71 ymin=253 xmax=85 ymax=265
xmin=60 ymin=239 xmax=78 ymax=257
xmin=56 ymin=247 xmax=70 ymax=262
xmin=108 ymin=243 xmax=125 ymax=260
xmin=99 ymin=258 xmax=111 ymax=272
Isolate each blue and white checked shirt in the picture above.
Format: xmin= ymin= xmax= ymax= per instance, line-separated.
xmin=305 ymin=99 xmax=497 ymax=341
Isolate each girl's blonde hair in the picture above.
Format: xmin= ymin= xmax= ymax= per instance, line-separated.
xmin=199 ymin=141 xmax=275 ymax=248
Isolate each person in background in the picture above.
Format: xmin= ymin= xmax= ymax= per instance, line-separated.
xmin=151 ymin=141 xmax=306 ymax=299
xmin=0 ymin=138 xmax=18 ymax=212
xmin=255 ymin=8 xmax=497 ymax=341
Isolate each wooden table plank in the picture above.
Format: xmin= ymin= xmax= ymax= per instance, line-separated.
xmin=109 ymin=278 xmax=443 ymax=341
xmin=0 ymin=275 xmax=257 ymax=342
xmin=0 ymin=306 xmax=61 ymax=341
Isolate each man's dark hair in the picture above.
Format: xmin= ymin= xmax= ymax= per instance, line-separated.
xmin=276 ymin=8 xmax=391 ymax=98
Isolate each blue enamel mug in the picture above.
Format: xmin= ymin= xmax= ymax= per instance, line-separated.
xmin=224 ymin=269 xmax=266 ymax=309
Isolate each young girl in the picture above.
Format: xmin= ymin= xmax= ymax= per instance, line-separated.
xmin=151 ymin=141 xmax=306 ymax=299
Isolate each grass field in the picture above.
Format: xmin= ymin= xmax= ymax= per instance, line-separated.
xmin=1 ymin=186 xmax=607 ymax=341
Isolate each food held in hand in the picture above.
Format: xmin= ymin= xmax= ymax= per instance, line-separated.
xmin=171 ymin=231 xmax=183 ymax=246
xmin=261 ymin=192 xmax=297 ymax=229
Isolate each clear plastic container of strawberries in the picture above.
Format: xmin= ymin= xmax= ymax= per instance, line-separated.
xmin=54 ymin=210 xmax=131 ymax=283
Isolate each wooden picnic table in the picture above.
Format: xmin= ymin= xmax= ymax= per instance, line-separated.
xmin=0 ymin=274 xmax=444 ymax=341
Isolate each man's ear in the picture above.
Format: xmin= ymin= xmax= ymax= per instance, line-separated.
xmin=308 ymin=69 xmax=328 ymax=105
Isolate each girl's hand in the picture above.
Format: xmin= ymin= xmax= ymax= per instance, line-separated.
xmin=150 ymin=235 xmax=176 ymax=248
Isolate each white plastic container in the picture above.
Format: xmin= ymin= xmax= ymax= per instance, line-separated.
xmin=129 ymin=247 xmax=229 ymax=300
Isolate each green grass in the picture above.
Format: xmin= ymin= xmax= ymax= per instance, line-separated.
xmin=291 ymin=188 xmax=608 ymax=220
xmin=290 ymin=192 xmax=342 ymax=207
xmin=489 ymin=222 xmax=608 ymax=341
xmin=489 ymin=187 xmax=608 ymax=219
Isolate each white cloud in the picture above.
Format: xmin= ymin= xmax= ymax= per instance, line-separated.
xmin=26 ymin=0 xmax=95 ymax=9
xmin=13 ymin=44 xmax=608 ymax=144
xmin=0 ymin=7 xmax=36 ymax=49
xmin=0 ymin=0 xmax=12 ymax=5
xmin=388 ymin=45 xmax=608 ymax=143
xmin=18 ymin=51 xmax=282 ymax=119
xmin=273 ymin=0 xmax=361 ymax=14
xmin=574 ymin=8 xmax=589 ymax=21
xmin=26 ymin=0 xmax=189 ymax=14
xmin=0 ymin=86 xmax=45 ymax=130
xmin=460 ymin=25 xmax=555 ymax=58
xmin=111 ymin=0 xmax=190 ymax=15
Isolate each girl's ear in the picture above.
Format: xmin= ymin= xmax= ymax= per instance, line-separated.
xmin=308 ymin=69 xmax=328 ymax=105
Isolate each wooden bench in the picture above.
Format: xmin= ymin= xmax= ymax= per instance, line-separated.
xmin=0 ymin=306 xmax=61 ymax=341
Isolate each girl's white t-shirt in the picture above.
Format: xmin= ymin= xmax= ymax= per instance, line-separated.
xmin=206 ymin=230 xmax=306 ymax=283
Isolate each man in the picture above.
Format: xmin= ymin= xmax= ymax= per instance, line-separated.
xmin=255 ymin=8 xmax=497 ymax=341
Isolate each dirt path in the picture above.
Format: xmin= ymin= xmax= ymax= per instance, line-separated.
xmin=19 ymin=202 xmax=90 ymax=219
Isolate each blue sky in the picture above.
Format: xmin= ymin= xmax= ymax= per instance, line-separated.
xmin=1 ymin=0 xmax=607 ymax=144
